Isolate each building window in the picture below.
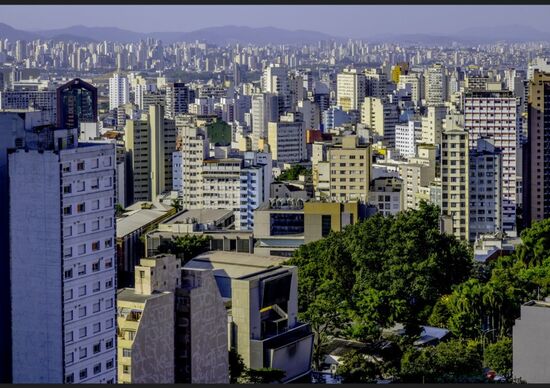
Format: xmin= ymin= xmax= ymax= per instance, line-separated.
xmin=92 ymin=241 xmax=100 ymax=251
xmin=64 ymin=289 xmax=73 ymax=301
xmin=106 ymin=318 xmax=113 ymax=329
xmin=122 ymin=365 xmax=130 ymax=375
xmin=105 ymin=279 xmax=113 ymax=289
xmin=78 ymin=285 xmax=86 ymax=297
xmin=93 ymin=281 xmax=100 ymax=292
xmin=78 ymin=265 xmax=86 ymax=276
xmin=92 ymin=200 xmax=99 ymax=210
xmin=79 ymin=326 xmax=87 ymax=338
xmin=65 ymin=331 xmax=73 ymax=343
xmin=63 ymin=206 xmax=72 ymax=215
xmin=79 ymin=368 xmax=87 ymax=380
xmin=93 ymin=342 xmax=101 ymax=354
xmin=104 ymin=238 xmax=113 ymax=248
xmin=77 ymin=162 xmax=85 ymax=171
xmin=105 ymin=258 xmax=113 ymax=268
xmin=77 ymin=203 xmax=85 ymax=213
xmin=65 ymin=310 xmax=73 ymax=322
xmin=77 ymin=223 xmax=86 ymax=234
xmin=62 ymin=163 xmax=71 ymax=173
xmin=93 ymin=322 xmax=101 ymax=333
xmin=65 ymin=373 xmax=74 ymax=384
xmin=77 ymin=181 xmax=85 ymax=192
xmin=122 ymin=348 xmax=132 ymax=357
xmin=106 ymin=298 xmax=113 ymax=309
xmin=91 ymin=159 xmax=99 ymax=169
xmin=93 ymin=363 xmax=101 ymax=375
xmin=78 ymin=307 xmax=87 ymax=318
xmin=321 ymin=215 xmax=332 ymax=237
xmin=77 ymin=244 xmax=86 ymax=255
xmin=79 ymin=348 xmax=87 ymax=360
xmin=92 ymin=220 xmax=100 ymax=231
xmin=64 ymin=248 xmax=73 ymax=259
xmin=93 ymin=302 xmax=100 ymax=313
xmin=92 ymin=261 xmax=100 ymax=272
xmin=106 ymin=339 xmax=114 ymax=349
xmin=63 ymin=185 xmax=72 ymax=194
xmin=63 ymin=226 xmax=72 ymax=237
xmin=106 ymin=359 xmax=114 ymax=370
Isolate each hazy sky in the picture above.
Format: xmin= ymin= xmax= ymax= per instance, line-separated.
xmin=0 ymin=5 xmax=549 ymax=38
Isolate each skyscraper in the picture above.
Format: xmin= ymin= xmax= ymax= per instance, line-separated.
xmin=463 ymin=90 xmax=518 ymax=232
xmin=109 ymin=73 xmax=130 ymax=111
xmin=56 ymin=78 xmax=98 ymax=130
xmin=337 ymin=68 xmax=366 ymax=112
xmin=165 ymin=82 xmax=189 ymax=119
xmin=524 ymin=70 xmax=550 ymax=225
xmin=9 ymin=128 xmax=117 ymax=383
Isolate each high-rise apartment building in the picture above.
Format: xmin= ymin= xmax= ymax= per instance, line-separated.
xmin=328 ymin=135 xmax=371 ymax=202
xmin=250 ymin=93 xmax=279 ymax=150
xmin=469 ymin=138 xmax=503 ymax=241
xmin=421 ymin=105 xmax=447 ymax=145
xmin=524 ymin=70 xmax=550 ymax=225
xmin=124 ymin=104 xmax=176 ymax=204
xmin=109 ymin=73 xmax=130 ymax=111
xmin=395 ymin=120 xmax=422 ymax=158
xmin=361 ymin=96 xmax=399 ymax=146
xmin=364 ymin=67 xmax=389 ymax=99
xmin=337 ymin=68 xmax=366 ymax=112
xmin=165 ymin=82 xmax=189 ymax=119
xmin=441 ymin=115 xmax=469 ymax=241
xmin=56 ymin=78 xmax=98 ymax=130
xmin=9 ymin=128 xmax=117 ymax=383
xmin=463 ymin=90 xmax=517 ymax=232
xmin=267 ymin=113 xmax=306 ymax=164
xmin=425 ymin=63 xmax=447 ymax=106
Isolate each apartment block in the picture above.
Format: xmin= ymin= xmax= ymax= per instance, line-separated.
xmin=9 ymin=128 xmax=117 ymax=383
xmin=328 ymin=135 xmax=371 ymax=202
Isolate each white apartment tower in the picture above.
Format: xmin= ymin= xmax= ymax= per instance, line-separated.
xmin=395 ymin=120 xmax=422 ymax=158
xmin=109 ymin=73 xmax=130 ymax=111
xmin=463 ymin=90 xmax=517 ymax=233
xmin=425 ymin=63 xmax=447 ymax=106
xmin=9 ymin=128 xmax=117 ymax=383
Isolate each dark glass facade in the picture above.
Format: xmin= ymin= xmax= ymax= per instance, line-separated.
xmin=56 ymin=78 xmax=98 ymax=129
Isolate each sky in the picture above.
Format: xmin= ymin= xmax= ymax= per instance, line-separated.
xmin=0 ymin=5 xmax=549 ymax=38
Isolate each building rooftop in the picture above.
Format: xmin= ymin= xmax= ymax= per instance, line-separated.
xmin=184 ymin=251 xmax=287 ymax=279
xmin=117 ymin=288 xmax=170 ymax=304
xmin=116 ymin=203 xmax=171 ymax=238
xmin=162 ymin=208 xmax=233 ymax=226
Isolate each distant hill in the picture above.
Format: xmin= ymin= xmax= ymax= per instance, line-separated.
xmin=0 ymin=22 xmax=39 ymax=41
xmin=30 ymin=24 xmax=341 ymax=45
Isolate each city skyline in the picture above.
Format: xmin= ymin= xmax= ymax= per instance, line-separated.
xmin=0 ymin=5 xmax=549 ymax=39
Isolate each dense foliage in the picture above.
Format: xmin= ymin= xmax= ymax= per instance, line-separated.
xmin=157 ymin=234 xmax=211 ymax=262
xmin=286 ymin=203 xmax=550 ymax=383
xmin=276 ymin=164 xmax=311 ymax=182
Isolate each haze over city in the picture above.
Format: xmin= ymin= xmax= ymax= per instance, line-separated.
xmin=0 ymin=5 xmax=549 ymax=39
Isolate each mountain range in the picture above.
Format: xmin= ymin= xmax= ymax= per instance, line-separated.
xmin=1 ymin=22 xmax=550 ymax=45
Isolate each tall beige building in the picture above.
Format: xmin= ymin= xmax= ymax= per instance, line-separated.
xmin=124 ymin=104 xmax=176 ymax=204
xmin=337 ymin=68 xmax=366 ymax=112
xmin=441 ymin=114 xmax=469 ymax=240
xmin=421 ymin=105 xmax=447 ymax=145
xmin=328 ymin=135 xmax=371 ymax=202
xmin=361 ymin=97 xmax=399 ymax=146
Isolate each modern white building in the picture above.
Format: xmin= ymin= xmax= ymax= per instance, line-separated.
xmin=395 ymin=120 xmax=422 ymax=158
xmin=109 ymin=73 xmax=129 ymax=111
xmin=9 ymin=128 xmax=117 ymax=383
xmin=267 ymin=113 xmax=306 ymax=165
xmin=424 ymin=63 xmax=447 ymax=106
xmin=250 ymin=93 xmax=279 ymax=150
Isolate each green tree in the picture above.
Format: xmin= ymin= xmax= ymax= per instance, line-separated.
xmin=228 ymin=349 xmax=246 ymax=384
xmin=115 ymin=203 xmax=125 ymax=217
xmin=337 ymin=349 xmax=380 ymax=383
xmin=276 ymin=164 xmax=311 ymax=182
xmin=400 ymin=339 xmax=483 ymax=383
xmin=157 ymin=234 xmax=211 ymax=262
xmin=484 ymin=337 xmax=512 ymax=379
xmin=516 ymin=218 xmax=550 ymax=267
xmin=171 ymin=198 xmax=183 ymax=212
